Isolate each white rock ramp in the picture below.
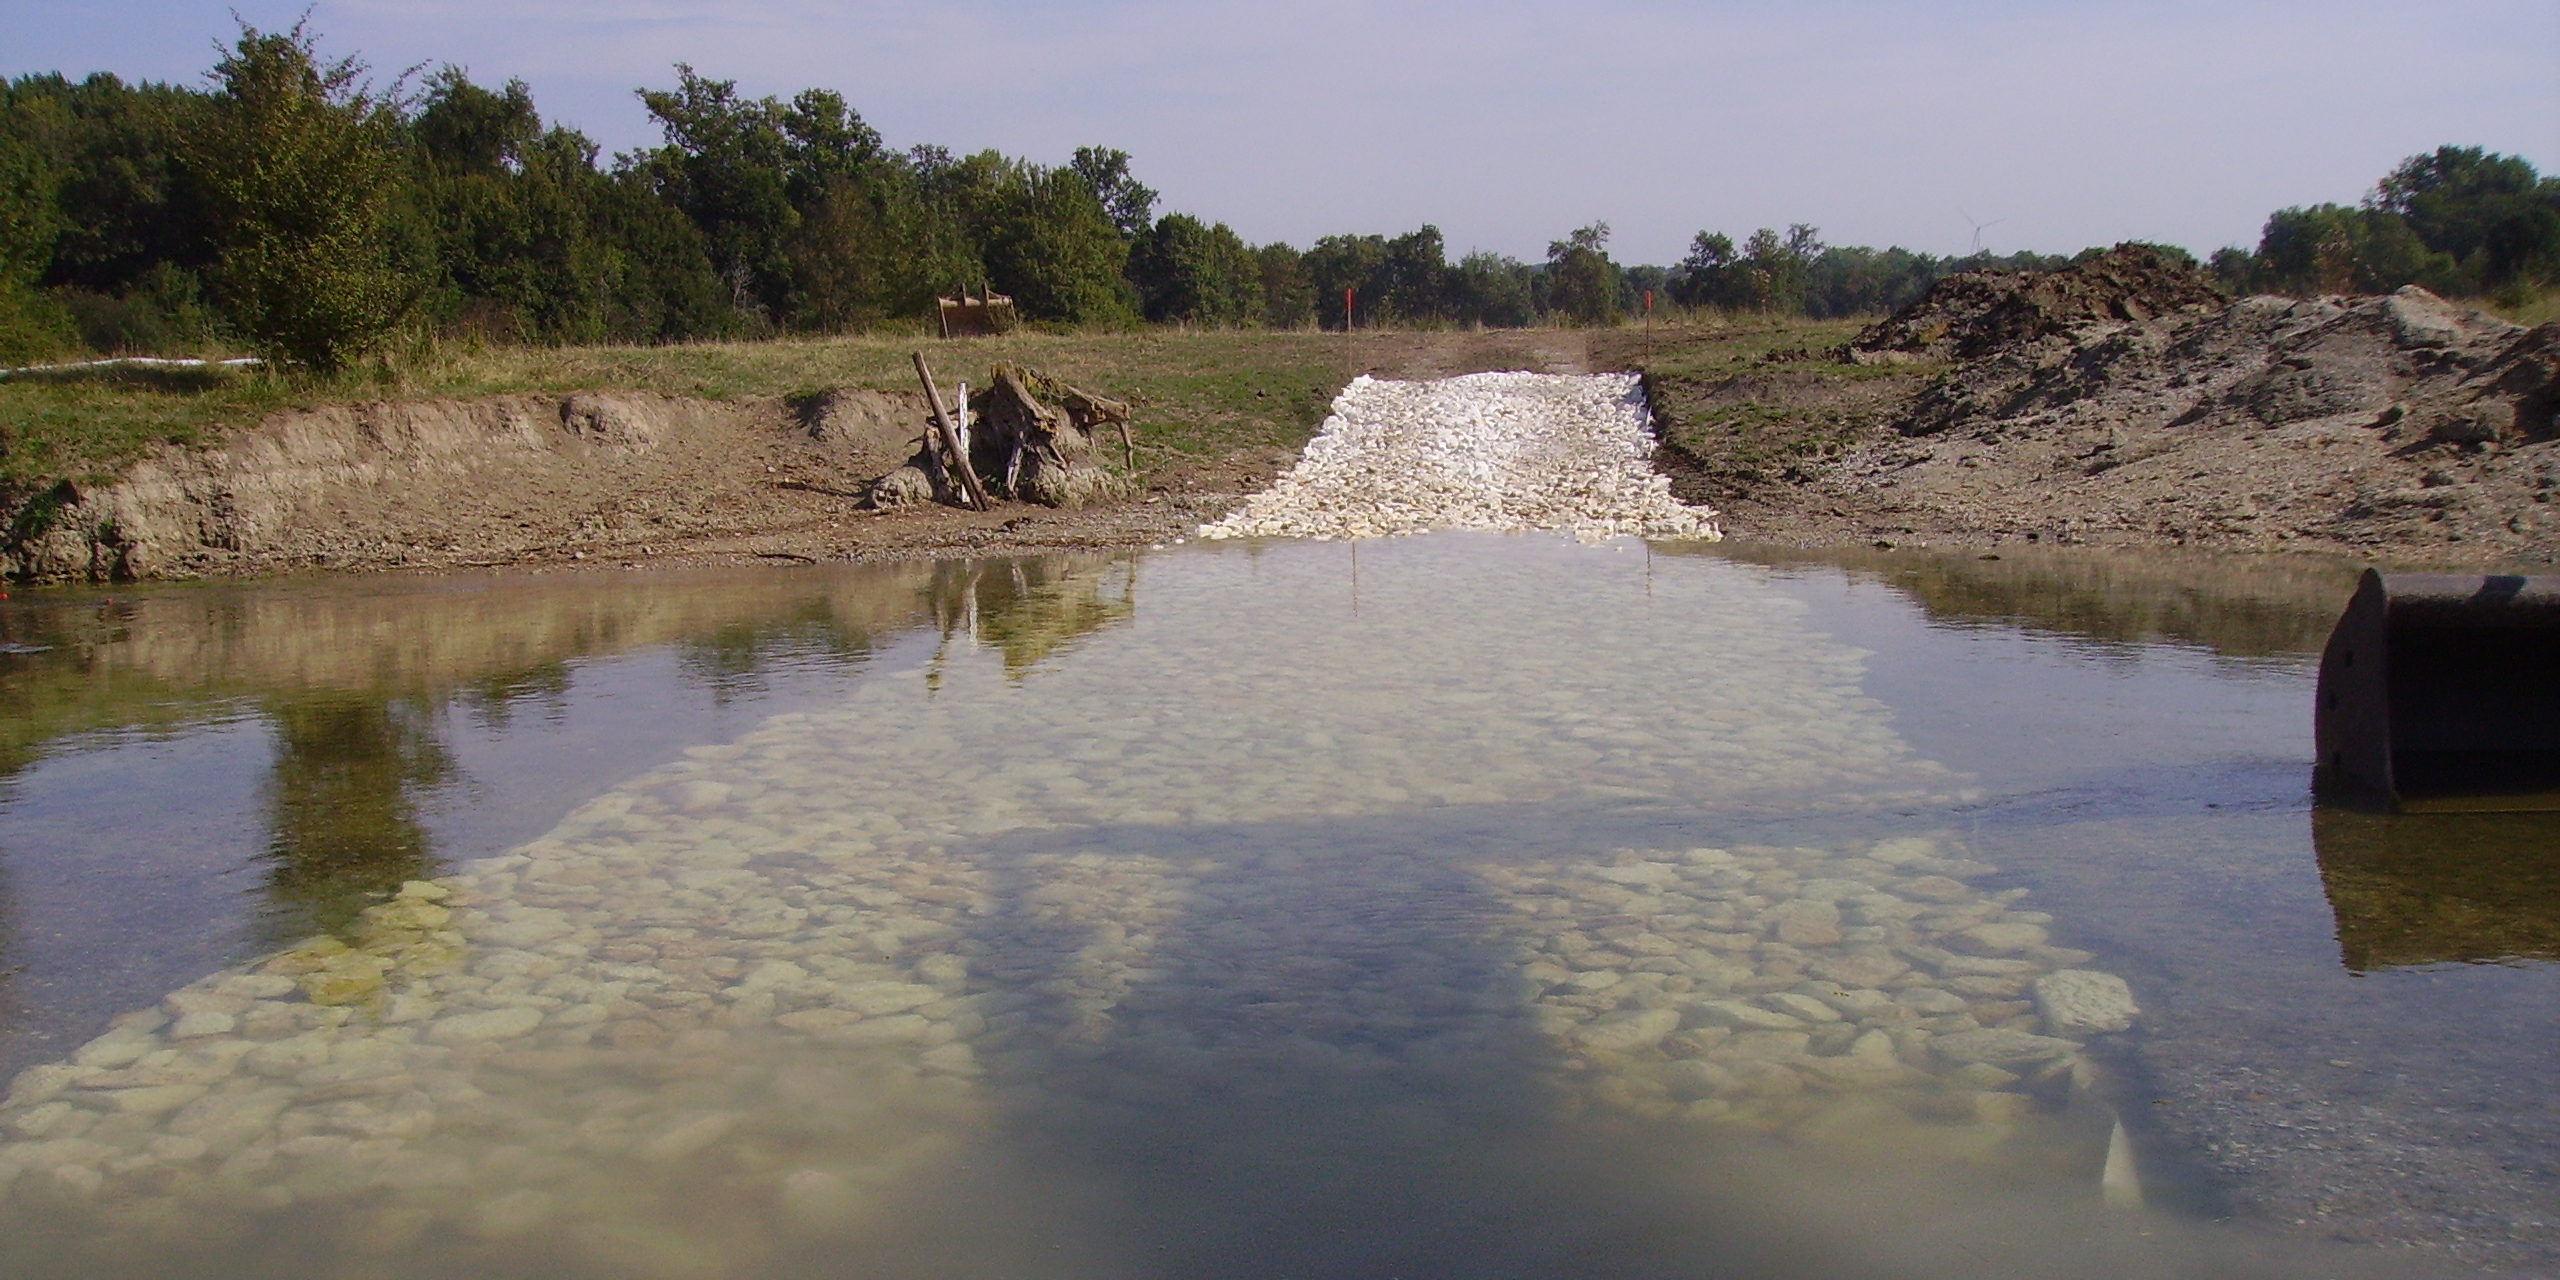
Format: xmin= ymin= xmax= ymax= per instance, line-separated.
xmin=1198 ymin=371 xmax=1720 ymax=542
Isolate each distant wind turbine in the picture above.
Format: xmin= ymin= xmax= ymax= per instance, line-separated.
xmin=1960 ymin=208 xmax=2007 ymax=254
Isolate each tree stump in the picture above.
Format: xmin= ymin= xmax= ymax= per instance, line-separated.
xmin=966 ymin=363 xmax=1132 ymax=508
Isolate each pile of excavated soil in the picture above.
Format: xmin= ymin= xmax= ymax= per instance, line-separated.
xmin=1845 ymin=244 xmax=2229 ymax=363
xmin=1709 ymin=251 xmax=2560 ymax=564
xmin=1199 ymin=372 xmax=1720 ymax=542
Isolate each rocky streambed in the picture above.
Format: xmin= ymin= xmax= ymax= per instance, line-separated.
xmin=0 ymin=536 xmax=2167 ymax=1278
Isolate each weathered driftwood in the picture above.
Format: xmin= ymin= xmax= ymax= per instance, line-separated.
xmin=911 ymin=353 xmax=990 ymax=511
xmin=965 ymin=363 xmax=1132 ymax=508
xmin=863 ymin=362 xmax=1133 ymax=511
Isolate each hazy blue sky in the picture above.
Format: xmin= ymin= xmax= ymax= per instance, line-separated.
xmin=11 ymin=0 xmax=2556 ymax=265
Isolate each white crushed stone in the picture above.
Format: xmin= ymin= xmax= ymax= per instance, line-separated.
xmin=1198 ymin=371 xmax=1720 ymax=542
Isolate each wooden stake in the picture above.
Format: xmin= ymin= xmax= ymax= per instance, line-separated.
xmin=912 ymin=352 xmax=991 ymax=511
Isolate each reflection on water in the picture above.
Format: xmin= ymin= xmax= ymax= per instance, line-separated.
xmin=0 ymin=536 xmax=2538 ymax=1277
xmin=0 ymin=556 xmax=1140 ymax=1081
xmin=928 ymin=556 xmax=1138 ymax=681
xmin=0 ymin=536 xmax=2451 ymax=1279
xmin=1710 ymin=541 xmax=2363 ymax=660
xmin=260 ymin=696 xmax=456 ymax=940
xmin=2313 ymin=807 xmax=2560 ymax=970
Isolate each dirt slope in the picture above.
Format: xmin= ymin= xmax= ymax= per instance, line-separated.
xmin=2 ymin=330 xmax=1603 ymax=584
xmin=1679 ymin=250 xmax=2560 ymax=565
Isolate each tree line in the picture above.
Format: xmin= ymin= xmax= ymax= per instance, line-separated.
xmin=1 ymin=21 xmax=2553 ymax=370
xmin=2208 ymin=145 xmax=2560 ymax=301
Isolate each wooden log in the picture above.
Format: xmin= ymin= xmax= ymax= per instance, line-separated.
xmin=912 ymin=352 xmax=991 ymax=511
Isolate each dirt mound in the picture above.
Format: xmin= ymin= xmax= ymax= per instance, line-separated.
xmin=1749 ymin=282 xmax=2560 ymax=561
xmin=1847 ymin=244 xmax=2227 ymax=362
xmin=1897 ymin=286 xmax=2541 ymax=447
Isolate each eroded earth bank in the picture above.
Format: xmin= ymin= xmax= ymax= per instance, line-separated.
xmin=5 ymin=257 xmax=2556 ymax=584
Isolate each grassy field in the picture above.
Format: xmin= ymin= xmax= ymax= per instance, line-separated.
xmin=2490 ymin=287 xmax=2560 ymax=327
xmin=0 ymin=328 xmax=1352 ymax=500
xmin=1613 ymin=316 xmax=1940 ymax=499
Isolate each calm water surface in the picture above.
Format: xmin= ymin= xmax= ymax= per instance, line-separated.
xmin=0 ymin=536 xmax=2548 ymax=1278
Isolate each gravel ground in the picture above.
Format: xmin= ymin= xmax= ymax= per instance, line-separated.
xmin=1199 ymin=372 xmax=1720 ymax=542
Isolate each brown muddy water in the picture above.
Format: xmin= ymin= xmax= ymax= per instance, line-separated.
xmin=0 ymin=535 xmax=2549 ymax=1279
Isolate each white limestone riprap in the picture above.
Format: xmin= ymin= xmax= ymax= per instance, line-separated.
xmin=1198 ymin=372 xmax=1720 ymax=542
xmin=2031 ymin=969 xmax=2143 ymax=1036
xmin=0 ymin=535 xmax=2139 ymax=1275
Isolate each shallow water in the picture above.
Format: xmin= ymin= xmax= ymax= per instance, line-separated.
xmin=0 ymin=536 xmax=2547 ymax=1277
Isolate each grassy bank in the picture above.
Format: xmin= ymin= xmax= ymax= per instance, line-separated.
xmin=1611 ymin=316 xmax=1940 ymax=500
xmin=0 ymin=328 xmax=1353 ymax=501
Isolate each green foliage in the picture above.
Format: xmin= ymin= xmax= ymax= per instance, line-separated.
xmin=2222 ymin=146 xmax=2560 ymax=297
xmin=1254 ymin=242 xmax=1315 ymax=329
xmin=2246 ymin=202 xmax=2457 ymax=294
xmin=57 ymin=260 xmax=220 ymax=352
xmin=0 ymin=121 xmax=72 ymax=360
xmin=634 ymin=67 xmax=801 ymax=323
xmin=1672 ymin=226 xmax=2072 ymax=319
xmin=1302 ymin=226 xmax=1460 ymax=327
xmin=31 ymin=23 xmax=2546 ymax=365
xmin=0 ymin=125 xmax=62 ymax=287
xmin=185 ymin=21 xmax=416 ymax=372
xmin=1546 ymin=222 xmax=1621 ymax=324
xmin=8 ymin=72 xmax=217 ymax=296
xmin=977 ymin=160 xmax=1136 ymax=325
xmin=1131 ymin=213 xmax=1257 ymax=324
xmin=1451 ymin=251 xmax=1536 ymax=328
xmin=1068 ymin=146 xmax=1157 ymax=241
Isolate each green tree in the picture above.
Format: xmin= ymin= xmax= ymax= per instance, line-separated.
xmin=962 ymin=155 xmax=1134 ymax=324
xmin=1545 ymin=222 xmax=1621 ymax=324
xmin=1449 ymin=251 xmax=1535 ymax=327
xmin=0 ymin=125 xmax=68 ymax=360
xmin=1670 ymin=230 xmax=1739 ymax=308
xmin=185 ymin=21 xmax=416 ymax=371
xmin=1068 ymin=145 xmax=1157 ymax=241
xmin=1131 ymin=212 xmax=1257 ymax=324
xmin=2255 ymin=203 xmax=2457 ymax=294
xmin=1254 ymin=241 xmax=1314 ymax=328
xmin=634 ymin=66 xmax=797 ymax=324
xmin=1301 ymin=227 xmax=1454 ymax=327
xmin=1380 ymin=225 xmax=1450 ymax=322
xmin=1737 ymin=224 xmax=1822 ymax=313
xmin=1303 ymin=232 xmax=1386 ymax=328
xmin=2371 ymin=147 xmax=2541 ymax=272
xmin=412 ymin=69 xmax=536 ymax=177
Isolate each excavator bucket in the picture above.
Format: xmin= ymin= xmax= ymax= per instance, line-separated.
xmin=2315 ymin=571 xmax=2560 ymax=811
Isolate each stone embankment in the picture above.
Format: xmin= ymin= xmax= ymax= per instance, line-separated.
xmin=1200 ymin=371 xmax=1720 ymax=542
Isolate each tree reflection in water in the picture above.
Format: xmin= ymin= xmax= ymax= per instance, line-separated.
xmin=256 ymin=694 xmax=457 ymax=942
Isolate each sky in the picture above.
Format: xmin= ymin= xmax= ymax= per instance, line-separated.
xmin=10 ymin=0 xmax=2557 ymax=266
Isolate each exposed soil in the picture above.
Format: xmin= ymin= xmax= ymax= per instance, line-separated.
xmin=10 ymin=270 xmax=2560 ymax=584
xmin=1660 ymin=249 xmax=2560 ymax=566
xmin=1 ymin=330 xmax=1594 ymax=584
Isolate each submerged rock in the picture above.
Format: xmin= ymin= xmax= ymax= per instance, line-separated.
xmin=2030 ymin=969 xmax=2141 ymax=1036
